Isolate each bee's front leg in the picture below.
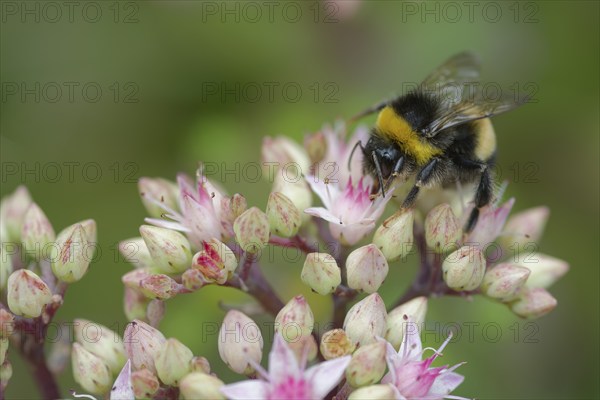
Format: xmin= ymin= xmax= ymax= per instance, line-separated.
xmin=401 ymin=157 xmax=440 ymax=209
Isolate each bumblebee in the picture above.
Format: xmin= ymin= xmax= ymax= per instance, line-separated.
xmin=352 ymin=52 xmax=527 ymax=232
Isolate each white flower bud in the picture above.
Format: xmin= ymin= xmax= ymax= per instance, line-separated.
xmin=0 ymin=244 xmax=13 ymax=290
xmin=272 ymin=173 xmax=313 ymax=219
xmin=442 ymin=246 xmax=486 ymax=291
xmin=131 ymin=369 xmax=159 ymax=399
xmin=7 ymin=269 xmax=52 ymax=318
xmin=516 ymin=253 xmax=569 ymax=289
xmin=373 ymin=209 xmax=414 ymax=262
xmin=346 ymin=341 xmax=387 ymax=388
xmin=510 ymin=288 xmax=557 ymax=319
xmin=301 ymin=252 xmax=341 ymax=295
xmin=348 ymin=384 xmax=398 ymax=400
xmin=21 ymin=203 xmax=55 ymax=261
xmin=481 ymin=263 xmax=530 ymax=302
xmin=71 ymin=343 xmax=112 ymax=395
xmin=424 ymin=203 xmax=461 ymax=252
xmin=261 ymin=136 xmax=311 ymax=176
xmin=1 ymin=185 xmax=32 ymax=242
xmin=123 ymin=287 xmax=150 ymax=322
xmin=346 ymin=244 xmax=389 ymax=294
xmin=119 ymin=237 xmax=154 ymax=269
xmin=0 ymin=338 xmax=7 ymax=365
xmin=140 ymin=225 xmax=192 ymax=274
xmin=51 ymin=224 xmax=92 ymax=283
xmin=266 ymin=192 xmax=301 ymax=237
xmin=275 ymin=295 xmax=314 ymax=341
xmin=343 ymin=293 xmax=387 ymax=347
xmin=155 ymin=338 xmax=193 ymax=385
xmin=74 ymin=319 xmax=126 ymax=374
xmin=138 ymin=177 xmax=180 ymax=219
xmin=218 ymin=310 xmax=263 ymax=375
xmin=233 ymin=207 xmax=270 ymax=253
xmin=124 ymin=320 xmax=166 ymax=374
xmin=502 ymin=206 xmax=549 ymax=249
xmin=190 ymin=356 xmax=211 ymax=374
xmin=179 ymin=372 xmax=225 ymax=400
xmin=386 ymin=296 xmax=428 ymax=350
xmin=1 ymin=359 xmax=12 ymax=391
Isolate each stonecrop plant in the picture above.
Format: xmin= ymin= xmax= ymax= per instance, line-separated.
xmin=0 ymin=122 xmax=569 ymax=400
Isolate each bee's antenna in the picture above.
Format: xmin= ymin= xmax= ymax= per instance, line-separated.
xmin=371 ymin=151 xmax=386 ymax=198
xmin=347 ymin=140 xmax=365 ymax=171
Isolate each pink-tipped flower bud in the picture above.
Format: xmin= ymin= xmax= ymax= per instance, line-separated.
xmin=179 ymin=372 xmax=225 ymax=400
xmin=131 ymin=369 xmax=159 ymax=399
xmin=373 ymin=209 xmax=414 ymax=262
xmin=386 ymin=296 xmax=428 ymax=350
xmin=343 ymin=293 xmax=387 ymax=347
xmin=218 ymin=310 xmax=263 ymax=375
xmin=140 ymin=225 xmax=192 ymax=274
xmin=517 ymin=253 xmax=569 ymax=289
xmin=442 ymin=245 xmax=486 ymax=291
xmin=301 ymin=252 xmax=341 ymax=295
xmin=348 ymin=384 xmax=398 ymax=400
xmin=155 ymin=338 xmax=194 ymax=385
xmin=7 ymin=269 xmax=52 ymax=318
xmin=275 ymin=295 xmax=315 ymax=341
xmin=502 ymin=206 xmax=549 ymax=249
xmin=266 ymin=192 xmax=301 ymax=237
xmin=272 ymin=173 xmax=313 ymax=218
xmin=119 ymin=237 xmax=154 ymax=269
xmin=346 ymin=244 xmax=389 ymax=294
xmin=138 ymin=177 xmax=180 ymax=219
xmin=481 ymin=263 xmax=531 ymax=302
xmin=139 ymin=273 xmax=183 ymax=300
xmin=424 ymin=203 xmax=462 ymax=252
xmin=192 ymin=239 xmax=237 ymax=285
xmin=346 ymin=341 xmax=387 ymax=387
xmin=320 ymin=329 xmax=356 ymax=360
xmin=233 ymin=207 xmax=270 ymax=253
xmin=78 ymin=219 xmax=97 ymax=244
xmin=220 ymin=194 xmax=248 ymax=233
xmin=71 ymin=342 xmax=112 ymax=395
xmin=21 ymin=203 xmax=55 ymax=261
xmin=510 ymin=288 xmax=557 ymax=319
xmin=1 ymin=185 xmax=32 ymax=242
xmin=50 ymin=224 xmax=92 ymax=283
xmin=74 ymin=319 xmax=126 ymax=374
xmin=190 ymin=356 xmax=211 ymax=374
xmin=124 ymin=320 xmax=166 ymax=374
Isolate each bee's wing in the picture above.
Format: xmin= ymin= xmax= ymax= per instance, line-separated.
xmin=350 ymin=52 xmax=481 ymax=122
xmin=420 ymin=52 xmax=482 ymax=97
xmin=420 ymin=92 xmax=528 ymax=137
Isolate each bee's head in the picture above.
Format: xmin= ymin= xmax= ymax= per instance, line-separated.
xmin=362 ymin=134 xmax=413 ymax=195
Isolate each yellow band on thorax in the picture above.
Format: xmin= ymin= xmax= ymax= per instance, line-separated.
xmin=376 ymin=106 xmax=441 ymax=165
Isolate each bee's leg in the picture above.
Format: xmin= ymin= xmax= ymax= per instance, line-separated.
xmin=465 ymin=166 xmax=493 ymax=233
xmin=401 ymin=158 xmax=439 ymax=209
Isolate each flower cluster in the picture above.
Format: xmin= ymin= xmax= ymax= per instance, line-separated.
xmin=0 ymin=121 xmax=569 ymax=400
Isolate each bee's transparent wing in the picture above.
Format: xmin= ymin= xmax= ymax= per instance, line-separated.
xmin=350 ymin=52 xmax=481 ymax=122
xmin=420 ymin=91 xmax=529 ymax=137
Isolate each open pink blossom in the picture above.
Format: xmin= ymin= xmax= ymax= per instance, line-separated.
xmin=382 ymin=322 xmax=468 ymax=400
xmin=305 ymin=176 xmax=392 ymax=246
xmin=144 ymin=170 xmax=233 ymax=248
xmin=220 ymin=334 xmax=351 ymax=400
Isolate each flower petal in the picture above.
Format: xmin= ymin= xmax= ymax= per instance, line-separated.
xmin=304 ymin=207 xmax=341 ymax=224
xmin=305 ymin=355 xmax=351 ymax=399
xmin=305 ymin=176 xmax=340 ymax=210
xmin=110 ymin=360 xmax=134 ymax=400
xmin=268 ymin=334 xmax=300 ymax=383
xmin=399 ymin=321 xmax=423 ymax=362
xmin=220 ymin=380 xmax=269 ymax=400
xmin=428 ymin=371 xmax=465 ymax=397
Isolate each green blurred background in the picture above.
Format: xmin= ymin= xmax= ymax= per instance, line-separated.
xmin=1 ymin=0 xmax=598 ymax=398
